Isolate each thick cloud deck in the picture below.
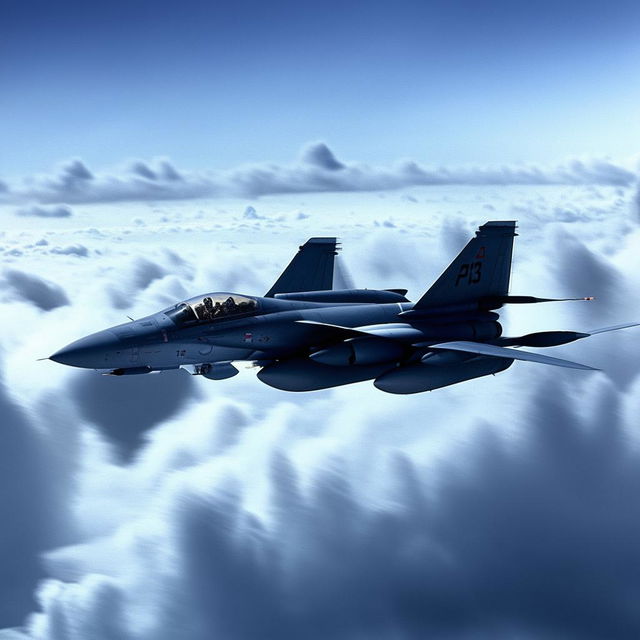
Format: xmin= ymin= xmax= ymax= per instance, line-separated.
xmin=23 ymin=379 xmax=640 ymax=640
xmin=1 ymin=183 xmax=639 ymax=639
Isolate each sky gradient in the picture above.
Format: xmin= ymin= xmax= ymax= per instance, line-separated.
xmin=2 ymin=2 xmax=640 ymax=638
xmin=2 ymin=0 xmax=640 ymax=175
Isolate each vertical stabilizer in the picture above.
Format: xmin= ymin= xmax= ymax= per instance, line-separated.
xmin=414 ymin=221 xmax=517 ymax=309
xmin=265 ymin=237 xmax=338 ymax=297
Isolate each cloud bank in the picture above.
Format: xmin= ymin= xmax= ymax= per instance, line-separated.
xmin=14 ymin=377 xmax=640 ymax=640
xmin=1 ymin=186 xmax=639 ymax=638
xmin=2 ymin=143 xmax=637 ymax=205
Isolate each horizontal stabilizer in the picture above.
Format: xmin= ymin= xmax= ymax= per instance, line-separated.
xmin=428 ymin=340 xmax=598 ymax=371
xmin=586 ymin=322 xmax=640 ymax=335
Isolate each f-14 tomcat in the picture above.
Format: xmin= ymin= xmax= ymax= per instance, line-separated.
xmin=50 ymin=222 xmax=637 ymax=394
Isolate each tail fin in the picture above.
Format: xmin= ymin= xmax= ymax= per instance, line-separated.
xmin=265 ymin=237 xmax=338 ymax=297
xmin=414 ymin=221 xmax=517 ymax=309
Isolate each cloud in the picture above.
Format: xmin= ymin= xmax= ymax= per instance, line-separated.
xmin=104 ymin=255 xmax=190 ymax=309
xmin=1 ymin=269 xmax=70 ymax=311
xmin=17 ymin=158 xmax=209 ymax=205
xmin=16 ymin=376 xmax=640 ymax=639
xmin=2 ymin=184 xmax=640 ymax=639
xmin=49 ymin=245 xmax=89 ymax=257
xmin=5 ymin=144 xmax=638 ymax=205
xmin=242 ymin=205 xmax=263 ymax=220
xmin=15 ymin=206 xmax=72 ymax=219
xmin=0 ymin=370 xmax=75 ymax=629
xmin=128 ymin=161 xmax=157 ymax=181
xmin=54 ymin=160 xmax=93 ymax=190
xmin=0 ymin=379 xmax=50 ymax=628
xmin=552 ymin=228 xmax=621 ymax=321
xmin=70 ymin=369 xmax=199 ymax=461
xmin=300 ymin=141 xmax=346 ymax=170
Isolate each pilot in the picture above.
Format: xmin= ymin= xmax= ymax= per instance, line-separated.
xmin=223 ymin=297 xmax=236 ymax=313
xmin=203 ymin=297 xmax=214 ymax=320
xmin=213 ymin=301 xmax=223 ymax=317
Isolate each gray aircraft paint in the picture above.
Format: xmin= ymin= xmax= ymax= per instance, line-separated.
xmin=50 ymin=225 xmax=638 ymax=394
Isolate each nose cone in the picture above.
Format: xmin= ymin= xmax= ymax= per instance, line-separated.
xmin=50 ymin=330 xmax=120 ymax=368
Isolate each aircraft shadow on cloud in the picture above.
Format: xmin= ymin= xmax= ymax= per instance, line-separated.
xmin=49 ymin=222 xmax=638 ymax=394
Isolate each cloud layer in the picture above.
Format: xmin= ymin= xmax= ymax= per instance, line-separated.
xmin=1 ymin=143 xmax=637 ymax=205
xmin=17 ymin=377 xmax=640 ymax=640
xmin=1 ymin=185 xmax=639 ymax=638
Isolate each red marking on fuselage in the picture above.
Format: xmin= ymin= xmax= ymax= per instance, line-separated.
xmin=475 ymin=246 xmax=486 ymax=259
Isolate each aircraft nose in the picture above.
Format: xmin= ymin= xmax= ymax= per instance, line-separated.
xmin=50 ymin=330 xmax=120 ymax=368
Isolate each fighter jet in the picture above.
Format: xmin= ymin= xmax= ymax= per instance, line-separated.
xmin=49 ymin=221 xmax=637 ymax=394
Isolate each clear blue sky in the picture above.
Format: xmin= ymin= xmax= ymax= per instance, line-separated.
xmin=2 ymin=0 xmax=640 ymax=175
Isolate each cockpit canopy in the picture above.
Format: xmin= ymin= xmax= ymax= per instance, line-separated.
xmin=165 ymin=293 xmax=258 ymax=327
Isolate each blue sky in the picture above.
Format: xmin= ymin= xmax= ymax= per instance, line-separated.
xmin=2 ymin=0 xmax=640 ymax=174
xmin=4 ymin=3 xmax=640 ymax=638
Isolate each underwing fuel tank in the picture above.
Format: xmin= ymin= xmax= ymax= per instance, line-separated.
xmin=258 ymin=357 xmax=395 ymax=391
xmin=310 ymin=337 xmax=405 ymax=366
xmin=374 ymin=356 xmax=514 ymax=395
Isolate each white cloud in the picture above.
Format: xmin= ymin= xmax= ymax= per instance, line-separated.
xmin=19 ymin=377 xmax=640 ymax=640
xmin=2 ymin=144 xmax=637 ymax=206
xmin=0 ymin=184 xmax=639 ymax=637
xmin=0 ymin=368 xmax=77 ymax=630
xmin=49 ymin=245 xmax=89 ymax=257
